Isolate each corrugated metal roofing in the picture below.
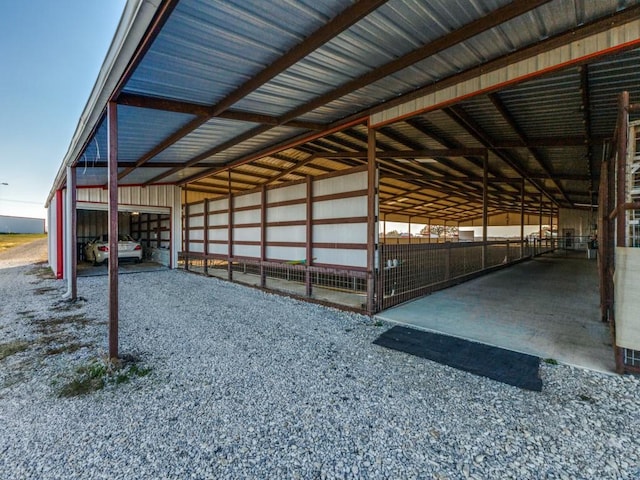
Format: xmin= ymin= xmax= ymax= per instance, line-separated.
xmin=150 ymin=117 xmax=259 ymax=163
xmin=52 ymin=0 xmax=640 ymax=221
xmin=117 ymin=105 xmax=196 ymax=161
xmin=123 ymin=0 xmax=353 ymax=105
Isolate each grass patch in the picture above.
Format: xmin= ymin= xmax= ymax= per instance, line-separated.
xmin=0 ymin=340 xmax=30 ymax=360
xmin=32 ymin=314 xmax=92 ymax=337
xmin=0 ymin=233 xmax=46 ymax=253
xmin=44 ymin=342 xmax=90 ymax=356
xmin=373 ymin=320 xmax=384 ymax=327
xmin=33 ymin=286 xmax=57 ymax=295
xmin=57 ymin=355 xmax=152 ymax=398
xmin=27 ymin=263 xmax=55 ymax=280
xmin=543 ymin=358 xmax=559 ymax=365
xmin=51 ymin=300 xmax=83 ymax=313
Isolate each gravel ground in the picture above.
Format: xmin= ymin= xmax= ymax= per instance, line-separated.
xmin=1 ymin=240 xmax=639 ymax=479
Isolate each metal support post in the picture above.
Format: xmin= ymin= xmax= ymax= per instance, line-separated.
xmin=107 ymin=101 xmax=119 ymax=360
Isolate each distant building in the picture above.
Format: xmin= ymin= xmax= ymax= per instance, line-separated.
xmin=0 ymin=215 xmax=45 ymax=234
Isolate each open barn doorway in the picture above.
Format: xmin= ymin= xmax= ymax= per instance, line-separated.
xmin=76 ymin=205 xmax=171 ymax=277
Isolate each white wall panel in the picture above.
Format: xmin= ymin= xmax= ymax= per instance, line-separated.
xmin=209 ymin=198 xmax=228 ymax=211
xmin=189 ymin=216 xmax=204 ymax=228
xmin=77 ymin=184 xmax=180 ymax=207
xmin=233 ymin=227 xmax=261 ymax=242
xmin=313 ymin=171 xmax=367 ymax=196
xmin=233 ymin=208 xmax=260 ymax=225
xmin=313 ymin=223 xmax=367 ymax=243
xmin=188 ymin=242 xmax=204 ymax=253
xmin=267 ymin=204 xmax=306 ymax=222
xmin=189 ymin=230 xmax=204 ymax=241
xmin=209 ymin=244 xmax=227 ymax=255
xmin=209 ymin=229 xmax=228 ymax=241
xmin=234 ymin=244 xmax=260 ymax=258
xmin=314 ymin=196 xmax=367 ymax=220
xmin=267 ymin=246 xmax=306 ymax=261
xmin=234 ymin=192 xmax=261 ymax=208
xmin=268 ymin=183 xmax=306 ymax=203
xmin=189 ymin=202 xmax=204 ymax=215
xmin=267 ymin=225 xmax=306 ymax=243
xmin=209 ymin=213 xmax=228 ymax=226
xmin=314 ymin=248 xmax=367 ymax=268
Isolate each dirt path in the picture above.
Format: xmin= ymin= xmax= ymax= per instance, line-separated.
xmin=0 ymin=237 xmax=48 ymax=269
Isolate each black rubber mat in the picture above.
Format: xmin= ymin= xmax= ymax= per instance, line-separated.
xmin=373 ymin=326 xmax=542 ymax=391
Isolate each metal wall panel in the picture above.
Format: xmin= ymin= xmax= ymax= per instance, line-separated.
xmin=268 ymin=183 xmax=306 ymax=203
xmin=77 ymin=185 xmax=180 ymax=207
xmin=313 ymin=247 xmax=367 ymax=268
xmin=313 ymin=197 xmax=367 ymax=220
xmin=267 ymin=225 xmax=306 ymax=243
xmin=0 ymin=215 xmax=45 ymax=234
xmin=313 ymin=170 xmax=367 ymax=196
xmin=266 ymin=245 xmax=306 ymax=261
xmin=314 ymin=223 xmax=367 ymax=243
xmin=234 ymin=245 xmax=261 ymax=258
xmin=233 ymin=227 xmax=261 ymax=242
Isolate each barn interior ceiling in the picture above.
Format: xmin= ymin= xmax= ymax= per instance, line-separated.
xmin=57 ymin=0 xmax=640 ymax=224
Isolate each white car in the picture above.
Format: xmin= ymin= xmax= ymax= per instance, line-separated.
xmin=85 ymin=234 xmax=143 ymax=266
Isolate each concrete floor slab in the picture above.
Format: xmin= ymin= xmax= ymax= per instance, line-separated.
xmin=375 ymin=251 xmax=615 ymax=373
xmin=77 ymin=261 xmax=167 ymax=277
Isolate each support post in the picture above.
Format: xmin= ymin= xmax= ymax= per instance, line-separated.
xmin=538 ymin=194 xmax=543 ymax=244
xmin=305 ymin=176 xmax=313 ymax=297
xmin=617 ymin=91 xmax=629 ymax=249
xmin=482 ymin=152 xmax=488 ymax=268
xmin=550 ymin=206 xmax=554 ymax=250
xmin=107 ymin=101 xmax=119 ymax=360
xmin=184 ymin=202 xmax=190 ymax=271
xmin=520 ymin=179 xmax=525 ymax=258
xmin=614 ymin=91 xmax=630 ymax=373
xmin=228 ymin=171 xmax=233 ymax=281
xmin=260 ymin=185 xmax=266 ymax=287
xmin=366 ymin=125 xmax=377 ymax=314
xmin=55 ymin=189 xmax=64 ymax=279
xmin=65 ymin=166 xmax=77 ymax=300
xmin=203 ymin=198 xmax=209 ymax=275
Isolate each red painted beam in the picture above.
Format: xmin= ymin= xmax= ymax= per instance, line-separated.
xmin=55 ymin=189 xmax=64 ymax=279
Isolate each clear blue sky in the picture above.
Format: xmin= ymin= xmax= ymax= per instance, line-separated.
xmin=0 ymin=0 xmax=126 ymax=221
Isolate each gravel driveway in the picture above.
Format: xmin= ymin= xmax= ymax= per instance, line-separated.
xmin=1 ymin=240 xmax=639 ymax=479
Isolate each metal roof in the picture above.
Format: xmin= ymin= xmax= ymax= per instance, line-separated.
xmin=49 ymin=0 xmax=640 ymax=222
